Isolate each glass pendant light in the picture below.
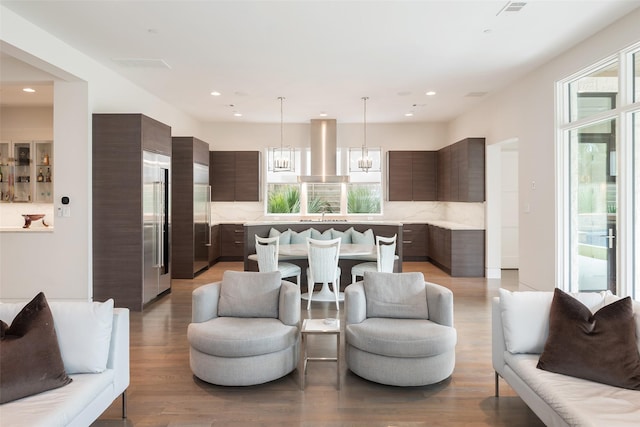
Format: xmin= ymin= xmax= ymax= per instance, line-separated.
xmin=358 ymin=96 xmax=373 ymax=172
xmin=272 ymin=96 xmax=294 ymax=172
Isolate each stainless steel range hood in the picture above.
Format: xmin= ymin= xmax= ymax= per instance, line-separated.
xmin=298 ymin=119 xmax=349 ymax=183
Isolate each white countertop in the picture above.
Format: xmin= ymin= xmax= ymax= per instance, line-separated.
xmin=0 ymin=226 xmax=55 ymax=233
xmin=425 ymin=220 xmax=484 ymax=230
xmin=238 ymin=220 xmax=482 ymax=230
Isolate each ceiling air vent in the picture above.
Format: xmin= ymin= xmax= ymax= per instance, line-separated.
xmin=465 ymin=92 xmax=488 ymax=98
xmin=497 ymin=1 xmax=527 ymax=15
xmin=111 ymin=58 xmax=171 ymax=69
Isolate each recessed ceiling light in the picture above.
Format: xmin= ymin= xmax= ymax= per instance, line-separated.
xmin=233 ymin=112 xmax=242 ymax=117
xmin=405 ymin=112 xmax=414 ymax=117
xmin=319 ymin=112 xmax=328 ymax=117
xmin=425 ymin=91 xmax=436 ymax=96
xmin=23 ymin=87 xmax=36 ymax=93
xmin=211 ymin=91 xmax=221 ymax=96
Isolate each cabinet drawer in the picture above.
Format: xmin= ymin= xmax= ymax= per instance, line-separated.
xmin=220 ymin=224 xmax=244 ymax=258
xmin=402 ymin=223 xmax=428 ymax=259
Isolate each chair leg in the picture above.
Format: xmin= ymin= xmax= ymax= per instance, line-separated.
xmin=495 ymin=371 xmax=500 ymax=397
xmin=121 ymin=390 xmax=127 ymax=418
xmin=351 ymin=274 xmax=356 ymax=284
xmin=333 ymin=281 xmax=339 ymax=311
xmin=296 ymin=274 xmax=301 ymax=286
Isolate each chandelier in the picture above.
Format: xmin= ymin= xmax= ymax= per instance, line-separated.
xmin=358 ymin=96 xmax=373 ymax=172
xmin=272 ymin=96 xmax=294 ymax=172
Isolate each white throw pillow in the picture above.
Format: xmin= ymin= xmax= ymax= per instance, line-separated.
xmin=49 ymin=299 xmax=114 ymax=374
xmin=499 ymin=288 xmax=553 ymax=354
xmin=269 ymin=228 xmax=291 ymax=245
xmin=499 ymin=288 xmax=612 ymax=354
xmin=351 ymin=228 xmax=375 ymax=245
xmin=0 ymin=298 xmax=114 ymax=374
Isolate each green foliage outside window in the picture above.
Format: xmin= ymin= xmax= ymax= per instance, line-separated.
xmin=267 ymin=185 xmax=300 ymax=213
xmin=347 ymin=185 xmax=381 ymax=214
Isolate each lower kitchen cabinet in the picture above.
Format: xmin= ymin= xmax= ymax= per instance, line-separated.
xmin=428 ymin=224 xmax=484 ymax=277
xmin=220 ymin=223 xmax=244 ymax=260
xmin=208 ymin=224 xmax=220 ymax=265
xmin=402 ymin=223 xmax=428 ymax=261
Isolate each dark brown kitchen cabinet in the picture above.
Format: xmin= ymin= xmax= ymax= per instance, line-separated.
xmin=388 ymin=151 xmax=437 ymax=201
xmin=92 ymin=114 xmax=172 ymax=311
xmin=220 ymin=223 xmax=244 ymax=260
xmin=172 ymin=136 xmax=210 ymax=279
xmin=428 ymin=224 xmax=484 ymax=277
xmin=437 ymin=138 xmax=485 ymax=202
xmin=209 ymin=151 xmax=260 ymax=201
xmin=208 ymin=224 xmax=220 ymax=265
xmin=402 ymin=223 xmax=428 ymax=261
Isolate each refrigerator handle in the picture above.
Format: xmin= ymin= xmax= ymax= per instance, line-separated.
xmin=159 ymin=178 xmax=165 ymax=269
xmin=205 ymin=185 xmax=212 ymax=246
xmin=155 ymin=180 xmax=163 ymax=268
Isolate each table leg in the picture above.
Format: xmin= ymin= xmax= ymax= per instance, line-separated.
xmin=336 ymin=332 xmax=340 ymax=390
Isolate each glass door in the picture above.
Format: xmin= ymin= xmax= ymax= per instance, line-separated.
xmin=570 ymin=118 xmax=617 ymax=293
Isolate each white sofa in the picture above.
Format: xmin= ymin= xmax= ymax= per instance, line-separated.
xmin=492 ymin=289 xmax=640 ymax=427
xmin=0 ymin=299 xmax=130 ymax=427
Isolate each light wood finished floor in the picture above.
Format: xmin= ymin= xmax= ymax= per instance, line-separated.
xmin=94 ymin=262 xmax=544 ymax=427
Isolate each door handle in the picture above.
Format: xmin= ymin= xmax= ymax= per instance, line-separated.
xmin=601 ymin=228 xmax=615 ymax=249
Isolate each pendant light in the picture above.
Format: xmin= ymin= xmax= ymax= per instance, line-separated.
xmin=272 ymin=96 xmax=294 ymax=172
xmin=358 ymin=96 xmax=373 ymax=172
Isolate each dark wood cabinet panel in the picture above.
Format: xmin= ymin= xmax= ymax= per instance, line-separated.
xmin=460 ymin=138 xmax=486 ymax=202
xmin=412 ymin=151 xmax=437 ymax=201
xmin=449 ymin=230 xmax=484 ymax=276
xmin=234 ymin=151 xmax=260 ymax=201
xmin=172 ymin=137 xmax=210 ymax=279
xmin=437 ymin=147 xmax=451 ymax=201
xmin=209 ymin=224 xmax=220 ymax=264
xmin=437 ymin=138 xmax=485 ymax=202
xmin=402 ymin=223 xmax=428 ymax=260
xmin=220 ymin=223 xmax=244 ymax=260
xmin=388 ymin=151 xmax=413 ymax=201
xmin=428 ymin=224 xmax=484 ymax=277
xmin=388 ymin=151 xmax=437 ymax=201
xmin=210 ymin=151 xmax=235 ymax=201
xmin=92 ymin=114 xmax=172 ymax=311
xmin=209 ymin=151 xmax=260 ymax=201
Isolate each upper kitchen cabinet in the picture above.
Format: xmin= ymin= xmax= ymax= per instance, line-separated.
xmin=387 ymin=151 xmax=437 ymax=201
xmin=209 ymin=151 xmax=260 ymax=201
xmin=172 ymin=136 xmax=211 ymax=279
xmin=438 ymin=138 xmax=485 ymax=202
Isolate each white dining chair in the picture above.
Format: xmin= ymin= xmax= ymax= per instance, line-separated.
xmin=351 ymin=234 xmax=397 ymax=284
xmin=306 ymin=237 xmax=341 ymax=310
xmin=255 ymin=235 xmax=301 ymax=286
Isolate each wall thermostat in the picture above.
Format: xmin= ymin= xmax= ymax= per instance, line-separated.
xmin=61 ymin=196 xmax=70 ymax=205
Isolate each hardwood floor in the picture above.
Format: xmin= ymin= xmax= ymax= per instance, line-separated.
xmin=94 ymin=262 xmax=544 ymax=427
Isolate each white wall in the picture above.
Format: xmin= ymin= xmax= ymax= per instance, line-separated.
xmin=448 ymin=8 xmax=640 ymax=291
xmin=0 ymin=6 xmax=202 ymax=301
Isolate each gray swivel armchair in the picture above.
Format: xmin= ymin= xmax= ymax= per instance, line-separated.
xmin=344 ymin=271 xmax=457 ymax=386
xmin=188 ymin=270 xmax=300 ymax=386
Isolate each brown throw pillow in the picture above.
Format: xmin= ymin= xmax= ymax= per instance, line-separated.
xmin=0 ymin=292 xmax=72 ymax=404
xmin=537 ymin=288 xmax=640 ymax=390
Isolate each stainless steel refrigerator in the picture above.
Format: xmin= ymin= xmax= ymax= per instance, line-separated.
xmin=143 ymin=151 xmax=171 ymax=304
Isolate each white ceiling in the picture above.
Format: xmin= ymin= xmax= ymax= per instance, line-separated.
xmin=2 ymin=1 xmax=639 ymax=123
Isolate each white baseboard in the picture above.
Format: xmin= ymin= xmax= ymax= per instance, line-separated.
xmin=486 ymin=268 xmax=501 ymax=279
